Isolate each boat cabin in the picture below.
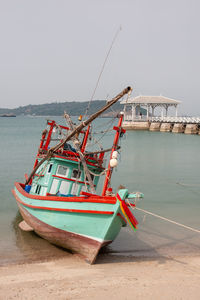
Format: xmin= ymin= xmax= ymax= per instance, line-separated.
xmin=28 ymin=120 xmax=104 ymax=197
xmin=30 ymin=157 xmax=100 ymax=197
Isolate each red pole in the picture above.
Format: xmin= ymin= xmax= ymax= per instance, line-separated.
xmin=81 ymin=125 xmax=90 ymax=152
xmin=39 ymin=129 xmax=48 ymax=150
xmin=44 ymin=121 xmax=55 ymax=150
xmin=102 ymin=114 xmax=125 ymax=196
xmin=30 ymin=129 xmax=48 ymax=184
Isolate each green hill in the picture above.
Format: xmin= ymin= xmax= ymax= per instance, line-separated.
xmin=0 ymin=100 xmax=146 ymax=117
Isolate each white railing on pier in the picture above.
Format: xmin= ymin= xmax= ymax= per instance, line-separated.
xmin=150 ymin=116 xmax=200 ymax=123
xmin=124 ymin=116 xmax=200 ymax=124
xmin=124 ymin=115 xmax=148 ymax=121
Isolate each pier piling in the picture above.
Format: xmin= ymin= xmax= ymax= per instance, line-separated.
xmin=184 ymin=124 xmax=198 ymax=134
xmin=172 ymin=124 xmax=185 ymax=133
xmin=160 ymin=123 xmax=172 ymax=132
xmin=149 ymin=122 xmax=161 ymax=131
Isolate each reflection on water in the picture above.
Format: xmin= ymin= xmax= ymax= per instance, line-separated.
xmin=2 ymin=211 xmax=72 ymax=266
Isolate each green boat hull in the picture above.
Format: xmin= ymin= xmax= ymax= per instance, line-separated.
xmin=13 ymin=182 xmax=126 ymax=264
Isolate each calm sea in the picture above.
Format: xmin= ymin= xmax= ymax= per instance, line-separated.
xmin=0 ymin=116 xmax=200 ymax=265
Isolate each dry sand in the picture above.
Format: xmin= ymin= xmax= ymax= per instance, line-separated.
xmin=0 ymin=254 xmax=200 ymax=300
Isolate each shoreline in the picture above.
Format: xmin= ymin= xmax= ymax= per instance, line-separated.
xmin=1 ymin=253 xmax=200 ymax=299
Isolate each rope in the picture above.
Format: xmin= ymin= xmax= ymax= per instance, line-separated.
xmin=86 ymin=135 xmax=103 ymax=150
xmin=89 ymin=117 xmax=116 ymax=147
xmin=88 ymin=167 xmax=107 ymax=177
xmin=176 ymin=182 xmax=200 ymax=187
xmin=135 ymin=207 xmax=200 ymax=234
xmin=92 ymin=128 xmax=113 ymax=134
xmin=84 ymin=26 xmax=122 ymax=118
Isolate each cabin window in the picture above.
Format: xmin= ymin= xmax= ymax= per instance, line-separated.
xmin=35 ymin=185 xmax=41 ymax=195
xmin=59 ymin=181 xmax=70 ymax=195
xmin=71 ymin=169 xmax=81 ymax=180
xmin=47 ymin=164 xmax=53 ymax=173
xmin=50 ymin=179 xmax=59 ymax=194
xmin=56 ymin=165 xmax=69 ymax=177
xmin=71 ymin=183 xmax=79 ymax=195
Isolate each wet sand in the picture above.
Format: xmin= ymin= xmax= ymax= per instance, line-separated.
xmin=0 ymin=254 xmax=200 ymax=300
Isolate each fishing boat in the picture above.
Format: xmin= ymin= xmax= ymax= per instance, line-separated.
xmin=12 ymin=87 xmax=143 ymax=264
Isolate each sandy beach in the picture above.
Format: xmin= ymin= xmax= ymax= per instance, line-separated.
xmin=0 ymin=253 xmax=200 ymax=300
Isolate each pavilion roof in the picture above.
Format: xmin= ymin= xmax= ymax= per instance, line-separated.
xmin=121 ymin=95 xmax=181 ymax=105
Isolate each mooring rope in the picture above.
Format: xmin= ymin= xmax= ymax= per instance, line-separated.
xmin=176 ymin=182 xmax=200 ymax=187
xmin=135 ymin=207 xmax=200 ymax=234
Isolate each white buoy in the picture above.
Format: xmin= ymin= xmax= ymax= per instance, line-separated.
xmin=110 ymin=158 xmax=118 ymax=167
xmin=112 ymin=151 xmax=118 ymax=159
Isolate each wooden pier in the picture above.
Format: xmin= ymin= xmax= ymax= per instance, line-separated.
xmin=122 ymin=117 xmax=200 ymax=134
xmin=121 ymin=95 xmax=200 ymax=135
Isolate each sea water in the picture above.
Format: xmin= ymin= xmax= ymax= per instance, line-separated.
xmin=0 ymin=116 xmax=200 ymax=265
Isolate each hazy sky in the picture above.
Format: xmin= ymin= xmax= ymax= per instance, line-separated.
xmin=0 ymin=0 xmax=199 ymax=115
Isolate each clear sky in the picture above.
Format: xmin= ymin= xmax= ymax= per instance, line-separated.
xmin=0 ymin=0 xmax=199 ymax=115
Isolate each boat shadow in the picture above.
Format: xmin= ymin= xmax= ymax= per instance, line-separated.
xmin=12 ymin=211 xmax=73 ymax=264
xmin=96 ymin=228 xmax=169 ymax=265
xmin=96 ymin=225 xmax=200 ymax=265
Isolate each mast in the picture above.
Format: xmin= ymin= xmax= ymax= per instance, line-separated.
xmin=102 ymin=113 xmax=126 ymax=196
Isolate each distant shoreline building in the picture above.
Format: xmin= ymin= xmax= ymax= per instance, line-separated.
xmin=121 ymin=95 xmax=181 ymax=121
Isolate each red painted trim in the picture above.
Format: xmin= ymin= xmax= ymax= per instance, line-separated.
xmin=32 ymin=130 xmax=47 ymax=176
xmin=44 ymin=120 xmax=55 ymax=150
xmin=47 ymin=121 xmax=85 ymax=134
xmin=81 ymin=125 xmax=90 ymax=152
xmin=121 ymin=200 xmax=138 ymax=228
xmin=80 ymin=191 xmax=116 ymax=201
xmin=113 ymin=126 xmax=126 ymax=133
xmin=117 ymin=213 xmax=127 ymax=224
xmin=14 ymin=182 xmax=117 ymax=204
xmin=116 ymin=193 xmax=138 ymax=228
xmin=116 ymin=193 xmax=122 ymax=202
xmin=52 ymin=175 xmax=96 ymax=186
xmin=34 ymin=173 xmax=44 ymax=177
xmin=53 ymin=154 xmax=103 ymax=168
xmin=36 ymin=153 xmax=103 ymax=169
xmin=13 ymin=189 xmax=114 ymax=215
xmin=39 ymin=130 xmax=47 ymax=150
xmin=80 ymin=191 xmax=98 ymax=197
